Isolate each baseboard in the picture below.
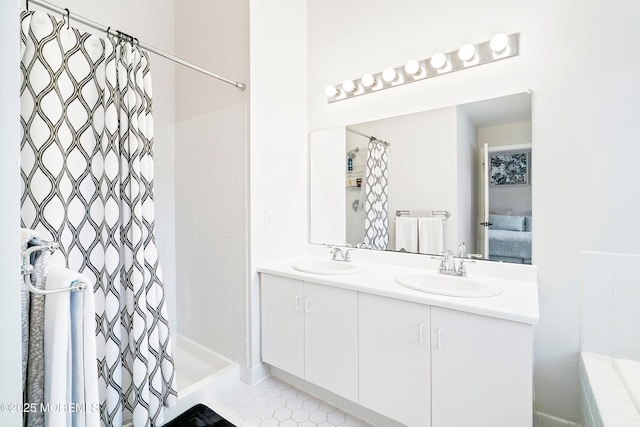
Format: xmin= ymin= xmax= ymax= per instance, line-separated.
xmin=534 ymin=410 xmax=581 ymax=427
xmin=242 ymin=362 xmax=269 ymax=385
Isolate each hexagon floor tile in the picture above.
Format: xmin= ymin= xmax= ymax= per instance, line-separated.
xmin=202 ymin=376 xmax=375 ymax=427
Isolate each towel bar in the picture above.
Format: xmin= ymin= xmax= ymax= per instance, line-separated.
xmin=22 ymin=238 xmax=88 ymax=295
xmin=395 ymin=210 xmax=451 ymax=220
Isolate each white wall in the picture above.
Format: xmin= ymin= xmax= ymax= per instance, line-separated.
xmin=174 ymin=0 xmax=249 ymax=121
xmin=308 ymin=0 xmax=640 ymax=422
xmin=248 ymin=0 xmax=308 ymax=379
xmin=0 ymin=0 xmax=24 ymax=425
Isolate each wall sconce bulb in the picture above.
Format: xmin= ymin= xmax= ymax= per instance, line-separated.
xmin=382 ymin=67 xmax=397 ymax=83
xmin=430 ymin=52 xmax=447 ymax=69
xmin=325 ymin=85 xmax=339 ymax=98
xmin=342 ymin=79 xmax=358 ymax=93
xmin=490 ymin=33 xmax=509 ymax=52
xmin=458 ymin=44 xmax=476 ymax=62
xmin=404 ymin=59 xmax=421 ymax=76
xmin=361 ymin=73 xmax=376 ymax=88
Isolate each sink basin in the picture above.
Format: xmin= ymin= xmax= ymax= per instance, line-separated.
xmin=292 ymin=258 xmax=366 ymax=275
xmin=395 ymin=273 xmax=502 ymax=297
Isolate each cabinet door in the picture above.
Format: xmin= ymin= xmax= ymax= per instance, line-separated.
xmin=260 ymin=274 xmax=304 ymax=378
xmin=304 ymin=282 xmax=358 ymax=402
xmin=359 ymin=293 xmax=431 ymax=427
xmin=431 ymin=307 xmax=533 ymax=427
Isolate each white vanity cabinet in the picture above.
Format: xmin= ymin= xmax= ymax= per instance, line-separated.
xmin=260 ymin=274 xmax=359 ymax=402
xmin=430 ymin=306 xmax=533 ymax=427
xmin=259 ymin=269 xmax=536 ymax=427
xmin=359 ymin=293 xmax=431 ymax=427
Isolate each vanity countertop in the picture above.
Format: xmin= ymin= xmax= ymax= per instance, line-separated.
xmin=258 ymin=256 xmax=539 ymax=325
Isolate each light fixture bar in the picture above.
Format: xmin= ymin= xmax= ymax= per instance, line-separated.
xmin=325 ymin=33 xmax=519 ymax=103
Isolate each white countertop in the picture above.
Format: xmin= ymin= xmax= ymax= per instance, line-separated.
xmin=258 ymin=256 xmax=539 ymax=325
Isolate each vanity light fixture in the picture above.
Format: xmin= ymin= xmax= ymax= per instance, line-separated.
xmin=325 ymin=32 xmax=519 ymax=103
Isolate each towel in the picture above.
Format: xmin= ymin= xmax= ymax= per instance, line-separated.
xmin=418 ymin=218 xmax=444 ymax=254
xmin=21 ymin=228 xmax=49 ymax=427
xmin=44 ymin=265 xmax=100 ymax=427
xmin=395 ymin=217 xmax=418 ymax=252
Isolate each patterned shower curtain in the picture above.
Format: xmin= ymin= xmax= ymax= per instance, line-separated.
xmin=20 ymin=10 xmax=177 ymax=427
xmin=363 ymin=138 xmax=390 ymax=250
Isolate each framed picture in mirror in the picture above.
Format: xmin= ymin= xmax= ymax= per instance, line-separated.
xmin=490 ymin=152 xmax=529 ymax=186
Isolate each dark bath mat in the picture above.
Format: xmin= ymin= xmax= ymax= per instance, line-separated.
xmin=163 ymin=404 xmax=234 ymax=427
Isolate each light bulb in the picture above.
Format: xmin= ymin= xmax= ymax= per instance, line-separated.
xmin=404 ymin=59 xmax=420 ymax=76
xmin=325 ymin=85 xmax=339 ymax=97
xmin=458 ymin=44 xmax=476 ymax=62
xmin=382 ymin=67 xmax=397 ymax=83
xmin=490 ymin=33 xmax=509 ymax=52
xmin=342 ymin=79 xmax=358 ymax=93
xmin=430 ymin=52 xmax=447 ymax=69
xmin=361 ymin=73 xmax=376 ymax=88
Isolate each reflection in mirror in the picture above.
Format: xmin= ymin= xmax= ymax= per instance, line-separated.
xmin=309 ymin=92 xmax=532 ymax=264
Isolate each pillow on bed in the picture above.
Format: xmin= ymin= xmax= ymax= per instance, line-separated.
xmin=525 ymin=216 xmax=532 ymax=231
xmin=489 ymin=214 xmax=526 ymax=231
xmin=490 ymin=208 xmax=513 ymax=216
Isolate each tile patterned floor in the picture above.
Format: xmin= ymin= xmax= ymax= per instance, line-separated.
xmin=205 ymin=376 xmax=374 ymax=427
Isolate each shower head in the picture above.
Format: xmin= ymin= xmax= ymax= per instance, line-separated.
xmin=347 ymin=147 xmax=359 ymax=158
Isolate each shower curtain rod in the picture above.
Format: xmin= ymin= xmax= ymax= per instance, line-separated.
xmin=27 ymin=0 xmax=247 ymax=91
xmin=346 ymin=128 xmax=391 ymax=147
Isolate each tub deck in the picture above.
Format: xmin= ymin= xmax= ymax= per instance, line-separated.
xmin=580 ymin=352 xmax=640 ymax=427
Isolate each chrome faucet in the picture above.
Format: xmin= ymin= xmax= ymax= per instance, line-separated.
xmin=438 ymin=245 xmax=468 ymax=277
xmin=329 ymin=246 xmax=353 ymax=262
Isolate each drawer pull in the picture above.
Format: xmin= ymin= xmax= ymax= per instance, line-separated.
xmin=295 ymin=295 xmax=301 ymax=310
xmin=419 ymin=323 xmax=425 ymax=344
xmin=305 ymin=298 xmax=311 ymax=313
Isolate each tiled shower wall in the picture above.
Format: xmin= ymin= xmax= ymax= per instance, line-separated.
xmin=154 ymin=120 xmax=177 ymax=335
xmin=175 ymin=103 xmax=248 ymax=366
xmin=580 ymin=251 xmax=640 ymax=360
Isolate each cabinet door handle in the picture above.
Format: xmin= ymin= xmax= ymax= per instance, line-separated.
xmin=419 ymin=323 xmax=425 ymax=344
xmin=295 ymin=295 xmax=301 ymax=311
xmin=305 ymin=298 xmax=311 ymax=313
xmin=436 ymin=328 xmax=443 ymax=349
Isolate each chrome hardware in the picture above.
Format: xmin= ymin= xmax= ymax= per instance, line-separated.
xmin=438 ymin=248 xmax=468 ymax=277
xmin=328 ymin=246 xmax=353 ymax=262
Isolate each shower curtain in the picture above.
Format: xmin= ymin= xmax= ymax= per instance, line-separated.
xmin=363 ymin=139 xmax=390 ymax=250
xmin=20 ymin=10 xmax=177 ymax=427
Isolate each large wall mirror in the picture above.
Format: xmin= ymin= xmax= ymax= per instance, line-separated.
xmin=310 ymin=92 xmax=532 ymax=264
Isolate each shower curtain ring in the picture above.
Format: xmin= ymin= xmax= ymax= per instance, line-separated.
xmin=64 ymin=8 xmax=70 ymax=29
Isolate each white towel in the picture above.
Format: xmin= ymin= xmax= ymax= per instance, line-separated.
xmin=418 ymin=218 xmax=444 ymax=254
xmin=44 ymin=265 xmax=100 ymax=427
xmin=395 ymin=217 xmax=418 ymax=252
